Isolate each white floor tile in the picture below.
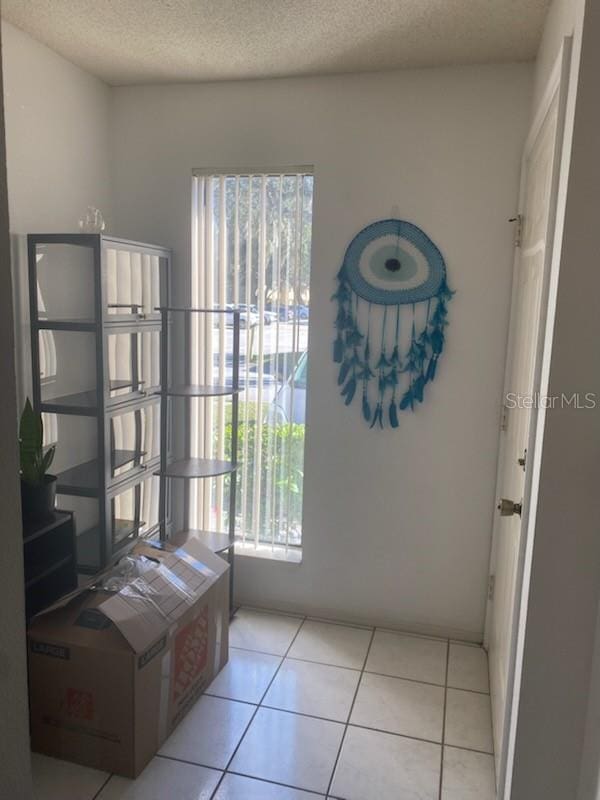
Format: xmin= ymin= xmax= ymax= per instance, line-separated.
xmin=230 ymin=609 xmax=303 ymax=656
xmin=230 ymin=707 xmax=344 ymax=794
xmin=263 ymin=658 xmax=360 ymax=721
xmin=366 ymin=630 xmax=448 ymax=685
xmin=447 ymin=644 xmax=490 ymax=693
xmin=97 ymin=758 xmax=221 ymax=799
xmin=158 ymin=695 xmax=254 ymax=769
xmin=330 ymin=726 xmax=440 ymax=800
xmin=31 ymin=753 xmax=109 ymax=800
xmin=445 ymin=689 xmax=494 ymax=753
xmin=442 ymin=746 xmax=496 ymax=800
xmin=215 ymin=773 xmax=320 ymax=799
xmin=350 ymin=672 xmax=445 ymax=742
xmin=207 ymin=647 xmax=282 ymax=703
xmin=287 ymin=620 xmax=372 ymax=669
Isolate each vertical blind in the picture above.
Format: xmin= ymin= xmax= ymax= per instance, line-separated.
xmin=190 ymin=170 xmax=313 ymax=550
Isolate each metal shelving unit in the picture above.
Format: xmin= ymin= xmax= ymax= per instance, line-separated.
xmin=155 ymin=307 xmax=240 ymax=608
xmin=28 ymin=233 xmax=171 ymax=573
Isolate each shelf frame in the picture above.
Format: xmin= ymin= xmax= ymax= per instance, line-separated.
xmin=158 ymin=306 xmax=241 ymax=612
xmin=28 ymin=232 xmax=171 ymax=572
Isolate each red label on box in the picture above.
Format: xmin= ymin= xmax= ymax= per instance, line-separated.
xmin=172 ymin=606 xmax=209 ymax=705
xmin=65 ymin=688 xmax=94 ymax=720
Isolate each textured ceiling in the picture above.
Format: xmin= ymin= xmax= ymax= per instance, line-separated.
xmin=1 ymin=0 xmax=550 ymax=86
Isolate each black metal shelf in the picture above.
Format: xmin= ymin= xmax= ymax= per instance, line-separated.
xmin=23 ymin=509 xmax=73 ymax=545
xmin=155 ymin=458 xmax=236 ymax=479
xmin=29 ymin=233 xmax=172 ymax=573
xmin=25 ymin=554 xmax=74 ymax=589
xmin=22 ymin=510 xmax=77 ymax=619
xmin=56 ymin=450 xmax=145 ymax=496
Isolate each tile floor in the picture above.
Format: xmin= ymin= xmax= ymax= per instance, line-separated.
xmin=31 ymin=607 xmax=496 ymax=800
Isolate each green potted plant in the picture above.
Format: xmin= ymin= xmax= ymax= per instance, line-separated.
xmin=19 ymin=398 xmax=57 ymax=519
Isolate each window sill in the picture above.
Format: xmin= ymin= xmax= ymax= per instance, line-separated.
xmin=234 ymin=541 xmax=302 ymax=564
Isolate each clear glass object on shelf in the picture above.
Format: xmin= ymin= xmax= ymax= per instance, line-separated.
xmin=78 ymin=206 xmax=106 ymax=233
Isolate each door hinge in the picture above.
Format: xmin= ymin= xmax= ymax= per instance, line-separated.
xmin=509 ymin=214 xmax=523 ymax=248
xmin=501 ymin=403 xmax=509 ymax=432
xmin=488 ymin=574 xmax=496 ymax=601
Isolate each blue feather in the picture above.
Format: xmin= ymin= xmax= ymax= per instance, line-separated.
xmin=399 ymin=388 xmax=414 ymax=411
xmin=362 ymin=393 xmax=371 ymax=422
xmin=337 ymin=360 xmax=351 ymax=386
xmin=414 ymin=375 xmax=425 ymax=403
xmin=342 ymin=377 xmax=357 ymax=405
xmin=333 ymin=336 xmax=344 ymax=363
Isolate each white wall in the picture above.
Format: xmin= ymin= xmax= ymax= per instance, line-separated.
xmin=1 ymin=21 xmax=112 ymax=234
xmin=0 ymin=23 xmax=113 ymax=795
xmin=1 ymin=20 xmax=112 ymax=404
xmin=0 ymin=23 xmax=32 ymax=800
xmin=112 ymin=64 xmax=531 ymax=639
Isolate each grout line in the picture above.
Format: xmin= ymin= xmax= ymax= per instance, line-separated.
xmin=226 ymin=644 xmax=290 ymax=658
xmin=209 ymin=615 xmax=309 ymax=799
xmin=159 ymin=754 xmax=327 ymax=796
xmin=257 ymin=703 xmax=350 ymax=726
xmin=203 ymin=691 xmax=258 ymax=706
xmin=325 ymin=626 xmax=377 ymax=798
xmin=227 ymin=645 xmax=489 ymax=696
xmin=90 ymin=773 xmax=114 ymax=800
xmin=157 ymin=753 xmax=227 ymax=772
xmin=304 ymin=616 xmax=375 ymax=631
xmin=438 ymin=638 xmax=451 ymax=800
xmin=239 ymin=604 xmax=482 ymax=643
xmin=221 ymin=768 xmax=327 ymax=796
xmin=234 ymin=604 xmax=306 ymax=620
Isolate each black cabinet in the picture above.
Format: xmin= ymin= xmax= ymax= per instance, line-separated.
xmin=23 ymin=510 xmax=77 ymax=622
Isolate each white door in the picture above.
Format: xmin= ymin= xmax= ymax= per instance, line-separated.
xmin=485 ymin=41 xmax=571 ymax=792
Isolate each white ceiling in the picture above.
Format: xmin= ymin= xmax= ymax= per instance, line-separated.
xmin=1 ymin=0 xmax=550 ymax=86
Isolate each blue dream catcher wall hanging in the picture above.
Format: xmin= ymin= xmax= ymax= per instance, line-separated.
xmin=332 ymin=219 xmax=453 ymax=428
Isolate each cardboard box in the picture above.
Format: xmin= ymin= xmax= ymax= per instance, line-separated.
xmin=27 ymin=536 xmax=229 ymax=777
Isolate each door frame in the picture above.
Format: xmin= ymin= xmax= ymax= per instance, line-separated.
xmin=483 ymin=36 xmax=573 ymax=799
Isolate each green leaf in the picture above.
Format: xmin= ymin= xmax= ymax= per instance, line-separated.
xmin=41 ymin=445 xmax=56 ymax=475
xmin=19 ymin=398 xmax=47 ymax=484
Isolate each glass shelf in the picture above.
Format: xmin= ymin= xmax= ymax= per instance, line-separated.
xmin=56 ymin=450 xmax=144 ymax=496
xmin=170 ymin=529 xmax=233 ymax=555
xmin=41 ymin=389 xmax=98 ymax=415
xmin=154 ymin=458 xmax=236 ymax=479
xmin=36 ymin=318 xmax=97 ymax=331
xmin=40 ymin=381 xmax=150 ymax=416
xmin=159 ymin=384 xmax=240 ymax=398
xmin=76 ymin=520 xmax=143 ymax=571
xmin=56 ymin=459 xmax=100 ymax=497
xmin=112 ymin=449 xmax=145 ymax=472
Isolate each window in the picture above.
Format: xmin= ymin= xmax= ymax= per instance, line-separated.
xmin=190 ymin=169 xmax=314 ymax=553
